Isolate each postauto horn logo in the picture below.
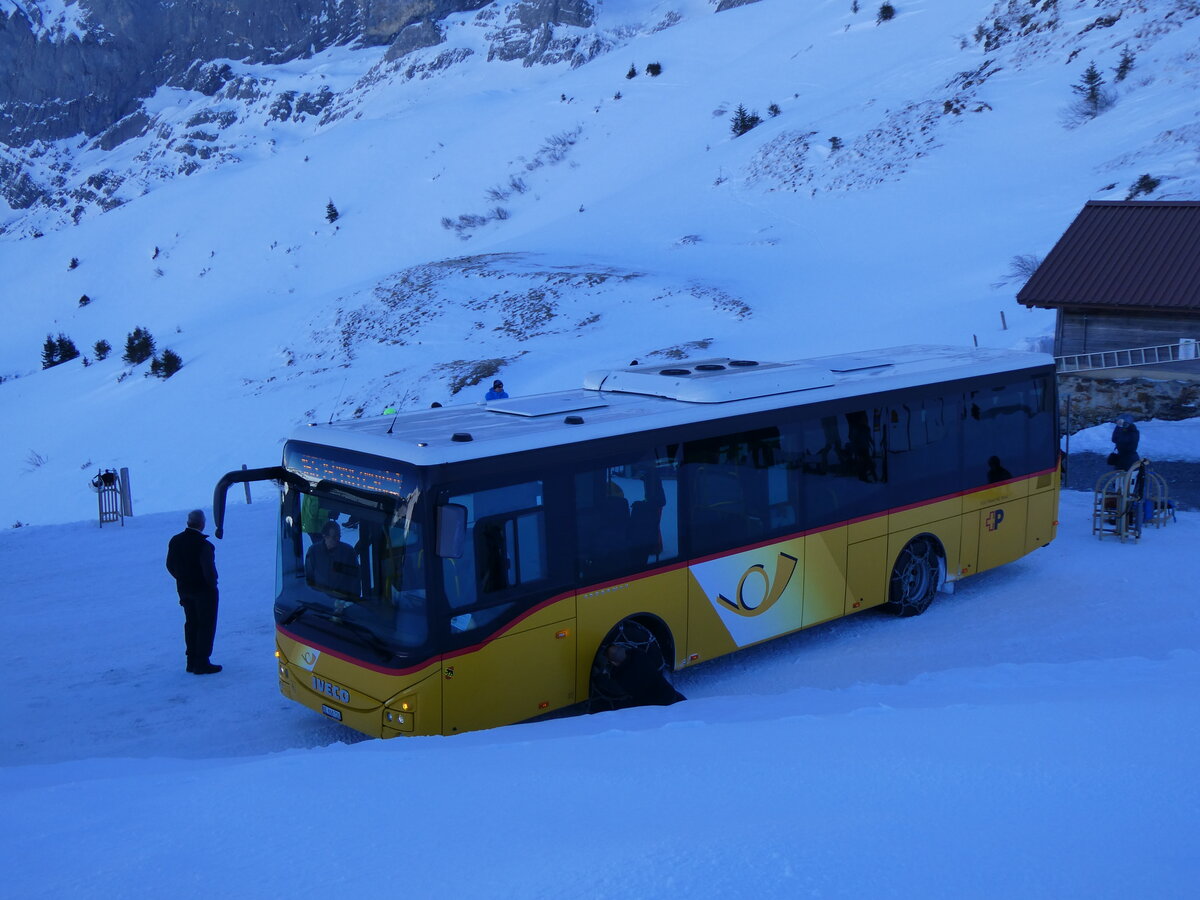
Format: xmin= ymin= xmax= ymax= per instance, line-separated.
xmin=717 ymin=553 xmax=799 ymax=617
xmin=985 ymin=509 xmax=1005 ymax=532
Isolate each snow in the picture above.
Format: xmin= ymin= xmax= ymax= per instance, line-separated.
xmin=3 ymin=2 xmax=1200 ymax=894
xmin=1067 ymin=416 xmax=1200 ymax=461
xmin=2 ymin=491 xmax=1198 ymax=896
xmin=4 ymin=0 xmax=1199 ymax=528
xmin=3 ymin=1 xmax=93 ymax=41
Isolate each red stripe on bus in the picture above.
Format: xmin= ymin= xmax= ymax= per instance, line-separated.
xmin=277 ymin=625 xmax=438 ymax=676
xmin=282 ymin=465 xmax=1059 ymax=673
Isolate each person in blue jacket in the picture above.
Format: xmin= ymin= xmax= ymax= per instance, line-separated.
xmin=485 ymin=379 xmax=508 ymax=401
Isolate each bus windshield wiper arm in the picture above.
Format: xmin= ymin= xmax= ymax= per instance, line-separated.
xmin=281 ymin=602 xmax=322 ymax=626
xmin=332 ymin=617 xmax=395 ymax=660
xmin=282 ymin=602 xmax=393 ymax=659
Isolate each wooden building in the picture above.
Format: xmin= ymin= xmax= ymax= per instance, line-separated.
xmin=1018 ymin=201 xmax=1200 ymax=374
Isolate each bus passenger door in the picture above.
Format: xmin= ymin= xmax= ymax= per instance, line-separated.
xmin=436 ymin=484 xmax=578 ymax=734
xmin=440 ymin=604 xmax=577 ymax=735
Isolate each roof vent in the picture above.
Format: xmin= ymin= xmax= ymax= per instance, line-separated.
xmin=451 ymin=432 xmax=473 ymax=443
xmin=564 ymin=415 xmax=584 ymax=425
xmin=660 ymin=368 xmax=691 ymax=376
xmin=695 ymin=363 xmax=726 ymax=371
xmin=729 ymin=359 xmax=759 ymax=367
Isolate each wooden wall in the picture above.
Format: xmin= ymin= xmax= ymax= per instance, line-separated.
xmin=1055 ymin=308 xmax=1200 ymax=373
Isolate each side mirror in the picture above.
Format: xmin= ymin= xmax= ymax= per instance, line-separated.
xmin=436 ymin=504 xmax=467 ymax=558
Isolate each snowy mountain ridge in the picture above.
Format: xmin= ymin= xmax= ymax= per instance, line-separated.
xmin=2 ymin=0 xmax=1199 ymax=527
xmin=4 ymin=0 xmax=1199 ymax=232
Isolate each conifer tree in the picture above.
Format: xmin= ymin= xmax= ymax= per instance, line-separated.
xmin=42 ymin=335 xmax=58 ymax=369
xmin=123 ymin=326 xmax=156 ymax=365
xmin=1072 ymin=62 xmax=1112 ymax=118
xmin=156 ymin=348 xmax=183 ymax=379
xmin=325 ymin=200 xmax=340 ymax=223
xmin=730 ymin=105 xmax=762 ymax=137
xmin=877 ymin=3 xmax=895 ymax=23
xmin=93 ymin=339 xmax=111 ymax=361
xmin=1114 ymin=48 xmax=1135 ymax=82
xmin=55 ymin=334 xmax=79 ymax=364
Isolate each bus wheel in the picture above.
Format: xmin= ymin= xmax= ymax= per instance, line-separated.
xmin=885 ymin=537 xmax=940 ymax=617
xmin=588 ymin=619 xmax=665 ymax=712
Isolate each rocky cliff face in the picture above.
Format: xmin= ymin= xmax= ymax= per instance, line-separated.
xmin=0 ymin=1 xmax=494 ymax=146
xmin=0 ymin=0 xmax=622 ymax=228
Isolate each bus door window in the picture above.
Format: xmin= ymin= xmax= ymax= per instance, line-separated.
xmin=386 ymin=498 xmax=429 ymax=648
xmin=442 ymin=481 xmax=546 ymax=637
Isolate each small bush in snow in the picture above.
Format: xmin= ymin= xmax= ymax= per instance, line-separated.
xmin=1126 ymin=174 xmax=1160 ymax=200
xmin=626 ymin=64 xmax=637 ymax=79
xmin=768 ymin=103 xmax=781 ymax=117
xmin=93 ymin=339 xmax=111 ymax=361
xmin=877 ymin=3 xmax=895 ymax=23
xmin=993 ymin=254 xmax=1043 ymax=288
xmin=646 ymin=62 xmax=662 ymax=77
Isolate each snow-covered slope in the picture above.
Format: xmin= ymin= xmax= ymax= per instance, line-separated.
xmin=3 ymin=0 xmax=1199 ymax=527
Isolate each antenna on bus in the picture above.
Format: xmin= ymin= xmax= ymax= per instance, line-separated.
xmin=386 ymin=412 xmax=399 ymax=435
xmin=327 ymin=377 xmax=348 ymax=424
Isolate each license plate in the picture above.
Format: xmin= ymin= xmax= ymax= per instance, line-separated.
xmin=321 ymin=704 xmax=343 ymax=722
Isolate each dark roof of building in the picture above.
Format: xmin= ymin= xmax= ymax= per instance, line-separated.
xmin=1017 ymin=201 xmax=1200 ymax=312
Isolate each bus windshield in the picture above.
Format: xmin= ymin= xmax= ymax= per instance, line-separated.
xmin=275 ymin=481 xmax=430 ymax=663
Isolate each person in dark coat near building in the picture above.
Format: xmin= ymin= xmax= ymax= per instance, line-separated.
xmin=165 ymin=509 xmax=221 ymax=674
xmin=1107 ymin=414 xmax=1141 ymax=470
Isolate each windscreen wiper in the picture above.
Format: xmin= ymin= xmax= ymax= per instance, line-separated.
xmin=279 ymin=602 xmax=393 ymax=660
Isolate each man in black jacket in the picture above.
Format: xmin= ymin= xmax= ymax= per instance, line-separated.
xmin=166 ymin=509 xmax=222 ymax=675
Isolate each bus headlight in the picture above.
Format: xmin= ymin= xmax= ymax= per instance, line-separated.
xmin=384 ymin=698 xmax=416 ymax=733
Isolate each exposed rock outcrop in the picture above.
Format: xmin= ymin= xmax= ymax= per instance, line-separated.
xmin=0 ymin=1 xmax=494 ymax=145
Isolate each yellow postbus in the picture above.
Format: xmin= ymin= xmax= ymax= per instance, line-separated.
xmin=214 ymin=345 xmax=1059 ymax=737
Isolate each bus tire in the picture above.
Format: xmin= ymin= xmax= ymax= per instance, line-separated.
xmin=884 ymin=536 xmax=940 ymax=617
xmin=588 ymin=618 xmax=672 ymax=712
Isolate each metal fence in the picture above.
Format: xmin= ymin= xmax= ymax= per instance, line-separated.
xmin=1056 ymin=338 xmax=1198 ymax=373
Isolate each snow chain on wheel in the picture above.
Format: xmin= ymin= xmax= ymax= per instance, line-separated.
xmin=885 ymin=536 xmax=940 ymax=617
xmin=589 ymin=619 xmax=666 ymax=709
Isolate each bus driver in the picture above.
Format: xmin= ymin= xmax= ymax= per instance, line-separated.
xmin=305 ymin=521 xmax=359 ymax=599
